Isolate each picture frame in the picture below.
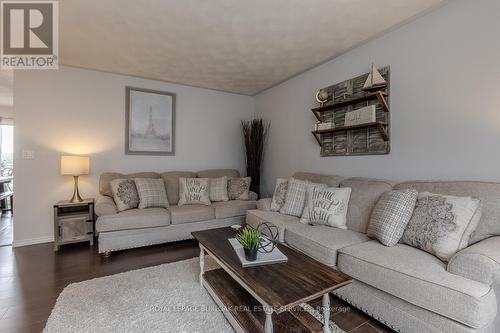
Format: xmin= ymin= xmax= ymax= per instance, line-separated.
xmin=125 ymin=86 xmax=176 ymax=155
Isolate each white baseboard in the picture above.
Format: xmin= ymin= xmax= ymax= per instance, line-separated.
xmin=12 ymin=236 xmax=54 ymax=247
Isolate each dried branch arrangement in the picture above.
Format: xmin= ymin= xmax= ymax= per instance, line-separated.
xmin=241 ymin=119 xmax=270 ymax=196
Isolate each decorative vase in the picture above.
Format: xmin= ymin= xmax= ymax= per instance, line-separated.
xmin=244 ymin=248 xmax=258 ymax=261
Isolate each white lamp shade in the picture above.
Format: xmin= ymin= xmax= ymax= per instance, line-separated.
xmin=60 ymin=155 xmax=90 ymax=176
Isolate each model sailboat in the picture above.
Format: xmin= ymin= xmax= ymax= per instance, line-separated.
xmin=362 ymin=64 xmax=387 ymax=91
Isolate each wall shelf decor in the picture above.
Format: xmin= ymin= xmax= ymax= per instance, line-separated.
xmin=311 ymin=66 xmax=390 ymax=156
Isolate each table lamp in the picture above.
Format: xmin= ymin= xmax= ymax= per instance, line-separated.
xmin=60 ymin=155 xmax=89 ymax=203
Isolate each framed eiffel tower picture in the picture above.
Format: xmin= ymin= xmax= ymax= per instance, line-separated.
xmin=125 ymin=86 xmax=176 ymax=155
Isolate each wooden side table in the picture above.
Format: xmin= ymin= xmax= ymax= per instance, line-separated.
xmin=53 ymin=199 xmax=95 ymax=251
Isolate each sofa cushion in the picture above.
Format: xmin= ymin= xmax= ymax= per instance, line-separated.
xmin=367 ymin=189 xmax=418 ymax=247
xmin=401 ymin=192 xmax=481 ymax=262
xmin=448 ymin=236 xmax=500 ymax=285
xmin=338 ymin=240 xmax=496 ymax=328
xmin=280 ymin=177 xmax=309 ymax=217
xmin=228 ymin=177 xmax=251 ymax=200
xmin=213 ymin=200 xmax=257 ymax=219
xmin=340 ymin=177 xmax=394 ymax=233
xmin=257 ymin=198 xmax=272 ymax=211
xmin=270 ymin=178 xmax=288 ymax=212
xmin=299 ymin=182 xmax=327 ymax=223
xmin=209 ymin=176 xmax=229 ymax=202
xmin=178 ymin=178 xmax=211 ymax=206
xmin=109 ymin=179 xmax=139 ymax=212
xmin=135 ymin=178 xmax=169 ymax=209
xmin=169 ymin=205 xmax=215 ymax=225
xmin=95 ymin=195 xmax=118 ymax=216
xmin=246 ymin=209 xmax=300 ymax=242
xmin=300 ymin=187 xmax=351 ymax=229
xmin=285 ymin=222 xmax=369 ymax=267
xmin=99 ymin=172 xmax=160 ymax=197
xmin=161 ymin=171 xmax=196 ymax=205
xmin=292 ymin=172 xmax=343 ymax=187
xmin=197 ymin=169 xmax=240 ymax=178
xmin=394 ymin=181 xmax=500 ymax=244
xmin=96 ymin=208 xmax=170 ymax=232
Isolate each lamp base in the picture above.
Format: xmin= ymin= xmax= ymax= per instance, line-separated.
xmin=69 ymin=175 xmax=84 ymax=203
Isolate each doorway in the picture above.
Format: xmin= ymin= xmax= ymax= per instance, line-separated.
xmin=0 ymin=70 xmax=13 ymax=247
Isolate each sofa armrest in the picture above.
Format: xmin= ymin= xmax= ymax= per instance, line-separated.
xmin=95 ymin=195 xmax=118 ymax=216
xmin=448 ymin=236 xmax=500 ymax=285
xmin=248 ymin=191 xmax=258 ymax=201
xmin=256 ymin=198 xmax=272 ymax=211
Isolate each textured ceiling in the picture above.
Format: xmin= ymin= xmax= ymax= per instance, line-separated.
xmin=60 ymin=0 xmax=447 ymax=95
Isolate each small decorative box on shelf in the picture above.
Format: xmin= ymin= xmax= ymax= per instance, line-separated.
xmin=53 ymin=199 xmax=95 ymax=251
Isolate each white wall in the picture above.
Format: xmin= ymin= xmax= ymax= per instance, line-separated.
xmin=14 ymin=66 xmax=254 ymax=245
xmin=255 ymin=0 xmax=500 ymax=195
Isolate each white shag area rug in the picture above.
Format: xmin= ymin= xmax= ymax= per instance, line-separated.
xmin=44 ymin=258 xmax=345 ymax=333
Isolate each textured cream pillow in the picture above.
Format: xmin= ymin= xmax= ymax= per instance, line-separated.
xmin=367 ymin=189 xmax=418 ymax=247
xmin=228 ymin=177 xmax=251 ymax=200
xmin=134 ymin=178 xmax=169 ymax=209
xmin=178 ymin=178 xmax=211 ymax=206
xmin=110 ymin=179 xmax=140 ymax=212
xmin=402 ymin=192 xmax=481 ymax=261
xmin=300 ymin=182 xmax=328 ymax=223
xmin=280 ymin=178 xmax=309 ymax=217
xmin=209 ymin=176 xmax=229 ymax=202
xmin=301 ymin=187 xmax=351 ymax=229
xmin=270 ymin=178 xmax=288 ymax=211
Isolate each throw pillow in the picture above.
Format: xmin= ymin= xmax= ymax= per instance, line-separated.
xmin=270 ymin=178 xmax=288 ymax=211
xmin=300 ymin=182 xmax=328 ymax=223
xmin=109 ymin=178 xmax=140 ymax=212
xmin=401 ymin=192 xmax=481 ymax=262
xmin=178 ymin=178 xmax=211 ymax=206
xmin=367 ymin=189 xmax=418 ymax=247
xmin=134 ymin=178 xmax=169 ymax=209
xmin=280 ymin=178 xmax=309 ymax=217
xmin=228 ymin=177 xmax=251 ymax=200
xmin=301 ymin=187 xmax=351 ymax=228
xmin=209 ymin=176 xmax=229 ymax=202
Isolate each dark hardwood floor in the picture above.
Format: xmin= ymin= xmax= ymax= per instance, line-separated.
xmin=0 ymin=236 xmax=394 ymax=333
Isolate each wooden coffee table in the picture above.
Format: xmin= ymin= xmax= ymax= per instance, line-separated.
xmin=192 ymin=227 xmax=352 ymax=333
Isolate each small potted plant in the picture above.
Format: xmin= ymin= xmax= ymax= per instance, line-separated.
xmin=236 ymin=226 xmax=261 ymax=261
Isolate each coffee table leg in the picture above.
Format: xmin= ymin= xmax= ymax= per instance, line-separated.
xmin=199 ymin=247 xmax=205 ymax=288
xmin=264 ymin=306 xmax=273 ymax=333
xmin=322 ymin=293 xmax=332 ymax=333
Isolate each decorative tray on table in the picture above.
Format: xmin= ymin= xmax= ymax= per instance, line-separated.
xmin=228 ymin=237 xmax=288 ymax=268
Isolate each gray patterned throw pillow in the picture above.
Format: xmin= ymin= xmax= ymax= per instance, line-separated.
xmin=280 ymin=178 xmax=309 ymax=217
xmin=110 ymin=179 xmax=139 ymax=212
xmin=134 ymin=178 xmax=169 ymax=209
xmin=401 ymin=192 xmax=481 ymax=262
xmin=270 ymin=178 xmax=288 ymax=211
xmin=209 ymin=176 xmax=229 ymax=202
xmin=178 ymin=178 xmax=211 ymax=206
xmin=228 ymin=177 xmax=251 ymax=200
xmin=367 ymin=189 xmax=418 ymax=247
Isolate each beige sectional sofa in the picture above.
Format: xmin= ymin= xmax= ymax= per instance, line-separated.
xmin=247 ymin=172 xmax=500 ymax=333
xmin=95 ymin=169 xmax=257 ymax=254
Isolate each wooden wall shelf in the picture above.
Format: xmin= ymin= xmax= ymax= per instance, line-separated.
xmin=312 ymin=121 xmax=388 ymax=146
xmin=312 ymin=66 xmax=390 ymax=156
xmin=311 ymin=91 xmax=389 ymax=121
